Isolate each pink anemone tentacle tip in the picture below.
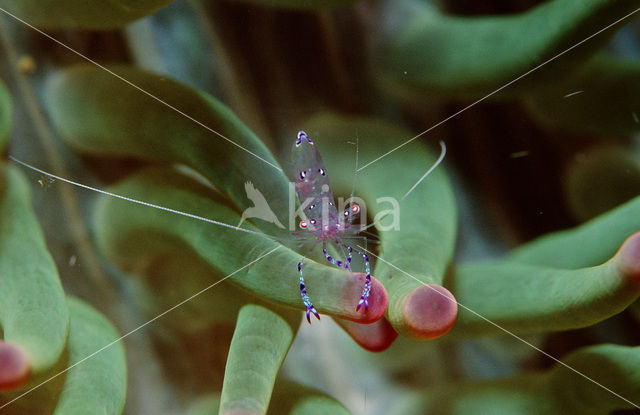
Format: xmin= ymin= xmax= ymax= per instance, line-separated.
xmin=336 ymin=317 xmax=398 ymax=352
xmin=402 ymin=284 xmax=458 ymax=340
xmin=343 ymin=272 xmax=388 ymax=324
xmin=0 ymin=340 xmax=30 ymax=391
xmin=617 ymin=231 xmax=640 ymax=286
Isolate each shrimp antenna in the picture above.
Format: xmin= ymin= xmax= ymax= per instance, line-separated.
xmin=399 ymin=140 xmax=446 ymax=202
xmin=357 ymin=140 xmax=447 ymax=232
xmin=8 ymin=155 xmax=274 ymax=240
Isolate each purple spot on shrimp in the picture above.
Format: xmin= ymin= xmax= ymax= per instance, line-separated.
xmin=297 ymin=130 xmax=313 ymax=145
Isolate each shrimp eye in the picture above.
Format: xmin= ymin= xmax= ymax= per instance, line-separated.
xmin=299 ymin=220 xmax=308 ymax=229
xmin=318 ymin=168 xmax=326 ymax=176
xmin=299 ymin=170 xmax=306 ymax=180
xmin=351 ymin=204 xmax=360 ymax=214
xmin=310 ymin=219 xmax=317 ymax=225
xmin=343 ymin=210 xmax=349 ymax=217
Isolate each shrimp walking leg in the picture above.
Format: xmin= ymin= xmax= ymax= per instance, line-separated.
xmin=322 ymin=241 xmax=352 ymax=269
xmin=352 ymin=248 xmax=371 ymax=311
xmin=298 ymin=261 xmax=320 ymax=323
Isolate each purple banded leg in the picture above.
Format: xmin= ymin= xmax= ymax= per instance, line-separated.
xmin=296 ymin=130 xmax=313 ymax=146
xmin=298 ymin=261 xmax=320 ymax=323
xmin=322 ymin=241 xmax=352 ymax=269
xmin=354 ymin=250 xmax=371 ymax=312
xmin=342 ymin=244 xmax=353 ymax=269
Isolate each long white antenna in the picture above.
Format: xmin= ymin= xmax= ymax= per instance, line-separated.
xmin=357 ymin=141 xmax=447 ymax=233
xmin=8 ymin=156 xmax=271 ymax=239
xmin=0 ymin=7 xmax=282 ymax=172
xmin=400 ymin=140 xmax=446 ymax=202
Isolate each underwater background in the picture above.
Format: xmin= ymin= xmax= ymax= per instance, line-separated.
xmin=0 ymin=0 xmax=639 ymax=413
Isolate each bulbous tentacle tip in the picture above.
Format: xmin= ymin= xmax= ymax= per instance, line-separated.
xmin=402 ymin=284 xmax=458 ymax=340
xmin=0 ymin=340 xmax=30 ymax=391
xmin=343 ymin=273 xmax=388 ymax=323
xmin=617 ymin=231 xmax=640 ymax=286
xmin=306 ymin=305 xmax=320 ymax=324
xmin=335 ymin=317 xmax=398 ymax=352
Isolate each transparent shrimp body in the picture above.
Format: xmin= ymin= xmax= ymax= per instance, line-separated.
xmin=293 ymin=131 xmax=371 ymax=323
